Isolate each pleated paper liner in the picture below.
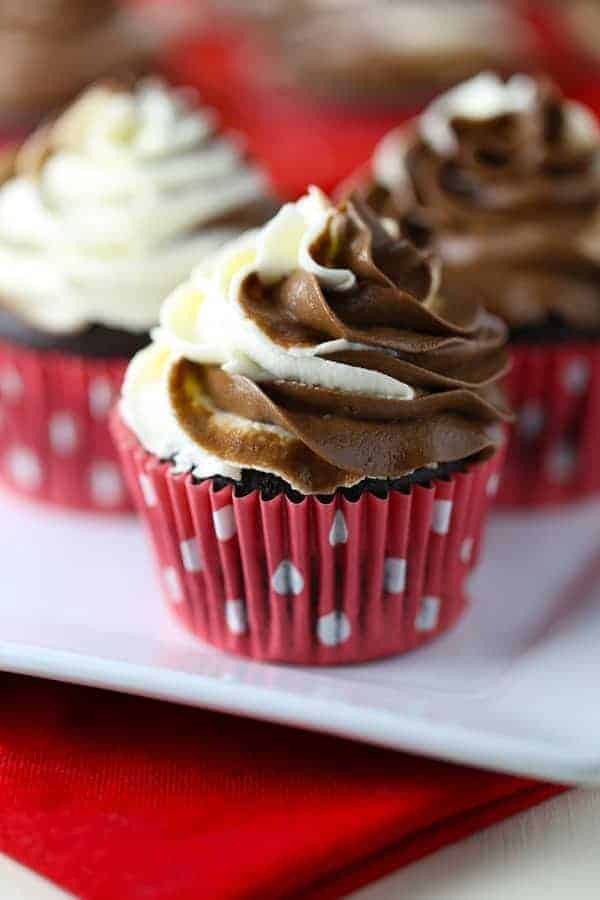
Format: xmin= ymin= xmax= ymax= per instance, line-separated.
xmin=112 ymin=410 xmax=504 ymax=665
xmin=0 ymin=339 xmax=132 ymax=512
xmin=498 ymin=341 xmax=600 ymax=508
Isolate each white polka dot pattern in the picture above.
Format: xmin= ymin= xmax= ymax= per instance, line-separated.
xmin=546 ymin=441 xmax=577 ymax=485
xmin=163 ymin=566 xmax=183 ymax=604
xmin=0 ymin=366 xmax=23 ymax=403
xmin=431 ymin=499 xmax=453 ymax=535
xmin=6 ymin=446 xmax=42 ymax=490
xmin=212 ymin=505 xmax=237 ymax=541
xmin=88 ymin=377 xmax=115 ymax=419
xmin=519 ymin=403 xmax=545 ymax=440
xmin=0 ymin=349 xmax=131 ymax=511
xmin=383 ymin=557 xmax=406 ymax=594
xmin=486 ymin=473 xmax=500 ymax=497
xmin=271 ymin=559 xmax=304 ymax=596
xmin=317 ymin=610 xmax=351 ymax=646
xmin=225 ymin=599 xmax=248 ymax=634
xmin=115 ymin=406 xmax=503 ymax=662
xmin=180 ymin=538 xmax=203 ymax=573
xmin=460 ymin=537 xmax=474 ymax=564
xmin=562 ymin=358 xmax=590 ymax=395
xmin=90 ymin=462 xmax=124 ymax=507
xmin=139 ymin=473 xmax=158 ymax=507
xmin=49 ymin=411 xmax=79 ymax=456
xmin=328 ymin=510 xmax=348 ymax=546
xmin=415 ymin=596 xmax=440 ymax=632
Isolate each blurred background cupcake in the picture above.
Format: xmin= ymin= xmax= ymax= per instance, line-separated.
xmin=357 ymin=72 xmax=600 ymax=508
xmin=0 ymin=76 xmax=275 ymax=511
xmin=249 ymin=0 xmax=535 ymax=104
xmin=113 ymin=188 xmax=509 ymax=664
xmin=174 ymin=0 xmax=541 ymax=196
xmin=0 ymin=0 xmax=151 ymax=132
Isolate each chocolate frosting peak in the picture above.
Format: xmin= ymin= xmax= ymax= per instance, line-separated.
xmin=168 ymin=194 xmax=509 ymax=494
xmin=368 ymin=74 xmax=600 ymax=331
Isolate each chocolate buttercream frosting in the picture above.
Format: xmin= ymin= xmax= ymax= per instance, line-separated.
xmin=130 ymin=189 xmax=510 ymax=495
xmin=366 ymin=73 xmax=600 ymax=333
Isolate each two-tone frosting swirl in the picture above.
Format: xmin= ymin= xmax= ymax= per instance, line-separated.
xmin=122 ymin=188 xmax=509 ymax=494
xmin=369 ymin=72 xmax=600 ymax=332
xmin=0 ymin=79 xmax=271 ymax=335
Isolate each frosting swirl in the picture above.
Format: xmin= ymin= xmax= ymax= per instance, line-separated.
xmin=368 ymin=73 xmax=600 ymax=331
xmin=122 ymin=188 xmax=509 ymax=494
xmin=0 ymin=79 xmax=271 ymax=335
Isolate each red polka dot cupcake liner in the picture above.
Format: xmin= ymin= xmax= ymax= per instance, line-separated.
xmin=112 ymin=410 xmax=504 ymax=665
xmin=0 ymin=339 xmax=132 ymax=512
xmin=499 ymin=342 xmax=600 ymax=508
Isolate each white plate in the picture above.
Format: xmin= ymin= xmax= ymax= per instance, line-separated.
xmin=2 ymin=489 xmax=600 ymax=786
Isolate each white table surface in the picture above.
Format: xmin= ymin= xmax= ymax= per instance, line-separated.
xmin=2 ymin=790 xmax=599 ymax=899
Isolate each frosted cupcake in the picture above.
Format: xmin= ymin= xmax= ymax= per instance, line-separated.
xmin=0 ymin=78 xmax=273 ymax=510
xmin=113 ymin=187 xmax=509 ymax=664
xmin=0 ymin=0 xmax=152 ymax=128
xmin=243 ymin=0 xmax=535 ymax=104
xmin=358 ymin=72 xmax=600 ymax=507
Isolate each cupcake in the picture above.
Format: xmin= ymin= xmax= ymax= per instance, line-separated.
xmin=0 ymin=0 xmax=152 ymax=128
xmin=113 ymin=187 xmax=509 ymax=664
xmin=359 ymin=72 xmax=600 ymax=507
xmin=240 ymin=0 xmax=535 ymax=105
xmin=0 ymin=78 xmax=274 ymax=511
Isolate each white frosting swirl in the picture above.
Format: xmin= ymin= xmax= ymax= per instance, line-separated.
xmin=419 ymin=72 xmax=536 ymax=155
xmin=122 ymin=187 xmax=415 ymax=482
xmin=0 ymin=79 xmax=269 ymax=334
xmin=417 ymin=72 xmax=600 ymax=157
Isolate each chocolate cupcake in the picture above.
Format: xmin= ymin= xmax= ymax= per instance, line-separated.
xmin=241 ymin=0 xmax=535 ymax=104
xmin=0 ymin=0 xmax=153 ymax=126
xmin=360 ymin=72 xmax=600 ymax=506
xmin=113 ymin=187 xmax=509 ymax=664
xmin=0 ymin=78 xmax=274 ymax=510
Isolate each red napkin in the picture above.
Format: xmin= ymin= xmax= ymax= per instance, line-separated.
xmin=0 ymin=674 xmax=560 ymax=900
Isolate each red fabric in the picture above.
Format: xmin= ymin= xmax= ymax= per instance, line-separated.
xmin=0 ymin=674 xmax=561 ymax=900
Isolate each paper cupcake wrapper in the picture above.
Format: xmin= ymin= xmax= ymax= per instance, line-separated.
xmin=0 ymin=339 xmax=132 ymax=512
xmin=112 ymin=410 xmax=504 ymax=665
xmin=498 ymin=341 xmax=600 ymax=508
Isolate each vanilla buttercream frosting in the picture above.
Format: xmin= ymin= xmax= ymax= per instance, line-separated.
xmin=0 ymin=79 xmax=271 ymax=335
